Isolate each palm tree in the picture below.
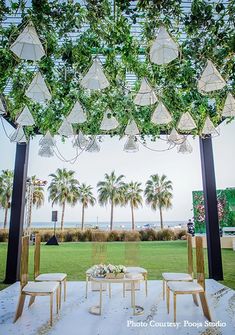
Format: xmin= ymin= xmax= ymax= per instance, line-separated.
xmin=145 ymin=174 xmax=173 ymax=230
xmin=97 ymin=171 xmax=125 ymax=230
xmin=0 ymin=170 xmax=14 ymax=229
xmin=78 ymin=183 xmax=96 ymax=230
xmin=48 ymin=168 xmax=79 ymax=231
xmin=123 ymin=182 xmax=143 ymax=230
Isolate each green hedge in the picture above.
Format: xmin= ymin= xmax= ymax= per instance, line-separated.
xmin=0 ymin=228 xmax=186 ymax=243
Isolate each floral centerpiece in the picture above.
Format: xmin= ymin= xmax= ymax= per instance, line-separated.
xmin=90 ymin=264 xmax=127 ymax=279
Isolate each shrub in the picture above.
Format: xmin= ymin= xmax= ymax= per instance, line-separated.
xmin=107 ymin=230 xmax=120 ymax=242
xmin=83 ymin=229 xmax=93 ymax=242
xmin=92 ymin=231 xmax=108 ymax=242
xmin=175 ymin=229 xmax=187 ymax=240
xmin=156 ymin=229 xmax=175 ymax=241
xmin=139 ymin=229 xmax=157 ymax=241
xmin=120 ymin=231 xmax=140 ymax=241
xmin=0 ymin=229 xmax=8 ymax=242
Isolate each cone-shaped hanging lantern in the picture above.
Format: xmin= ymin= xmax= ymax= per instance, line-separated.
xmin=124 ymin=120 xmax=139 ymax=135
xmin=177 ymin=112 xmax=196 ymax=131
xmin=80 ymin=59 xmax=110 ymax=90
xmin=100 ymin=110 xmax=119 ymax=131
xmin=201 ymin=116 xmax=218 ymax=136
xmin=16 ymin=106 xmax=35 ymax=126
xmin=67 ymin=101 xmax=87 ymax=124
xmin=168 ymin=128 xmax=185 ymax=144
xmin=150 ymin=26 xmax=179 ymax=65
xmin=10 ymin=125 xmax=27 ymax=143
xmin=10 ymin=22 xmax=45 ymax=61
xmin=58 ymin=118 xmax=74 ymax=137
xmin=25 ymin=71 xmax=51 ymax=103
xmin=151 ymin=102 xmax=172 ymax=125
xmin=198 ymin=60 xmax=226 ymax=93
xmin=134 ymin=78 xmax=158 ymax=106
xmin=73 ymin=130 xmax=89 ymax=149
xmin=177 ymin=139 xmax=193 ymax=154
xmin=86 ymin=137 xmax=100 ymax=153
xmin=38 ymin=145 xmax=54 ymax=157
xmin=124 ymin=136 xmax=139 ymax=153
xmin=0 ymin=98 xmax=5 ymax=114
xmin=221 ymin=93 xmax=235 ymax=117
xmin=39 ymin=130 xmax=55 ymax=147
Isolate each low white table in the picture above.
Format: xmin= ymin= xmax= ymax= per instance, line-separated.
xmin=89 ymin=275 xmax=144 ymax=316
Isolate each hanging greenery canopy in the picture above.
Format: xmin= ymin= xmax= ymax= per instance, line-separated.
xmin=0 ymin=0 xmax=234 ymax=140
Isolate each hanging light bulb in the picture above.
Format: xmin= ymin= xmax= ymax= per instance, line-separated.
xmin=151 ymin=101 xmax=172 ymax=125
xmin=124 ymin=119 xmax=139 ymax=135
xmin=134 ymin=78 xmax=158 ymax=106
xmin=73 ymin=130 xmax=89 ymax=149
xmin=100 ymin=110 xmax=119 ymax=131
xmin=38 ymin=145 xmax=54 ymax=157
xmin=124 ymin=136 xmax=139 ymax=153
xmin=10 ymin=22 xmax=45 ymax=61
xmin=80 ymin=59 xmax=110 ymax=90
xmin=67 ymin=100 xmax=87 ymax=124
xmin=10 ymin=125 xmax=27 ymax=143
xmin=86 ymin=136 xmax=100 ymax=153
xmin=58 ymin=118 xmax=74 ymax=137
xmin=150 ymin=26 xmax=179 ymax=65
xmin=177 ymin=139 xmax=193 ymax=154
xmin=168 ymin=128 xmax=185 ymax=144
xmin=39 ymin=130 xmax=55 ymax=147
xmin=16 ymin=106 xmax=35 ymax=126
xmin=198 ymin=60 xmax=226 ymax=93
xmin=221 ymin=93 xmax=235 ymax=117
xmin=25 ymin=71 xmax=52 ymax=104
xmin=201 ymin=116 xmax=219 ymax=136
xmin=0 ymin=98 xmax=6 ymax=115
xmin=177 ymin=112 xmax=196 ymax=131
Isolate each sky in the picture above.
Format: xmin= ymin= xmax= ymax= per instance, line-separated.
xmin=0 ymin=118 xmax=235 ymax=225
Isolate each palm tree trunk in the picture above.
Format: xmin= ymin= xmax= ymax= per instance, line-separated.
xmin=110 ymin=200 xmax=114 ymax=231
xmin=81 ymin=203 xmax=85 ymax=231
xmin=61 ymin=202 xmax=66 ymax=231
xmin=131 ymin=202 xmax=135 ymax=230
xmin=159 ymin=206 xmax=163 ymax=230
xmin=3 ymin=206 xmax=8 ymax=229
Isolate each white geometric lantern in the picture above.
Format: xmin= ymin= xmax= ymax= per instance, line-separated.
xmin=0 ymin=99 xmax=5 ymax=114
xmin=80 ymin=59 xmax=110 ymax=91
xmin=86 ymin=137 xmax=100 ymax=153
xmin=151 ymin=102 xmax=172 ymax=125
xmin=10 ymin=126 xmax=27 ymax=143
xmin=168 ymin=128 xmax=185 ymax=144
xmin=39 ymin=130 xmax=55 ymax=147
xmin=16 ymin=106 xmax=35 ymax=126
xmin=100 ymin=110 xmax=119 ymax=131
xmin=177 ymin=139 xmax=193 ymax=154
xmin=38 ymin=145 xmax=54 ymax=158
xmin=150 ymin=26 xmax=179 ymax=65
xmin=198 ymin=60 xmax=226 ymax=93
xmin=58 ymin=118 xmax=74 ymax=137
xmin=67 ymin=101 xmax=87 ymax=124
xmin=177 ymin=112 xmax=196 ymax=131
xmin=124 ymin=136 xmax=139 ymax=153
xmin=73 ymin=130 xmax=89 ymax=149
xmin=201 ymin=116 xmax=219 ymax=136
xmin=221 ymin=93 xmax=235 ymax=117
xmin=25 ymin=71 xmax=51 ymax=103
xmin=134 ymin=78 xmax=158 ymax=106
xmin=10 ymin=22 xmax=45 ymax=61
xmin=124 ymin=120 xmax=139 ymax=135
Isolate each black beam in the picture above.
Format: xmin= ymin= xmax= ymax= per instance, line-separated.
xmin=199 ymin=136 xmax=223 ymax=280
xmin=4 ymin=142 xmax=29 ymax=284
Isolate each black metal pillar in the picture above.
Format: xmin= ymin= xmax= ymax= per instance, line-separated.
xmin=4 ymin=142 xmax=29 ymax=284
xmin=199 ymin=136 xmax=223 ymax=280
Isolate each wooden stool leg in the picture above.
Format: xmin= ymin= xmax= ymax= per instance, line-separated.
xmin=167 ymin=286 xmax=170 ymax=314
xmin=199 ymin=292 xmax=212 ymax=321
xmin=50 ymin=293 xmax=53 ymax=326
xmin=28 ymin=296 xmax=36 ymax=308
xmin=64 ymin=278 xmax=67 ymax=302
xmin=14 ymin=293 xmax=26 ymax=322
xmin=56 ymin=288 xmax=59 ymax=314
xmin=123 ymin=283 xmax=125 ymax=298
xmin=85 ymin=275 xmax=88 ymax=298
xmin=173 ymin=293 xmax=177 ymax=323
xmin=192 ymin=293 xmax=199 ymax=306
xmin=144 ymin=274 xmax=148 ymax=297
xmin=59 ymin=282 xmax=62 ymax=309
xmin=163 ymin=279 xmax=165 ymax=300
xmin=109 ymin=283 xmax=111 ymax=298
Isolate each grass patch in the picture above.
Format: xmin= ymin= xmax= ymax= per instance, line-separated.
xmin=0 ymin=241 xmax=234 ymax=291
